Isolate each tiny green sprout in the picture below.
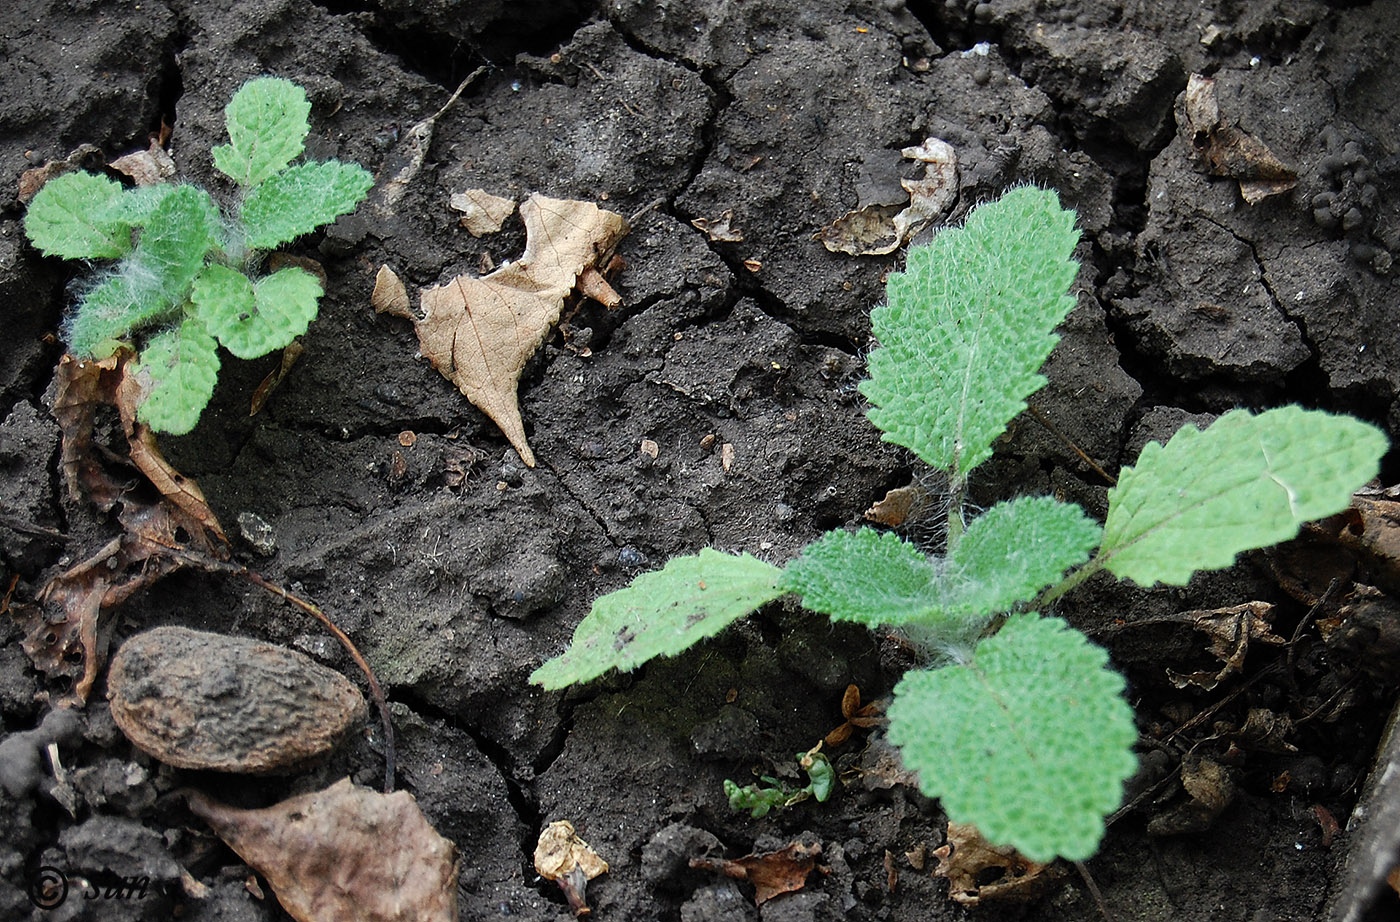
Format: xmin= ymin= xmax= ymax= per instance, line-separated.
xmin=23 ymin=77 xmax=373 ymax=435
xmin=724 ymin=747 xmax=834 ymax=818
xmin=531 ymin=186 xmax=1388 ymax=864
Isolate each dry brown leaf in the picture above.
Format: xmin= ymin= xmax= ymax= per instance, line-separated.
xmin=1180 ymin=73 xmax=1297 ymax=204
xmin=17 ymin=144 xmax=101 ymax=203
xmin=817 ymin=138 xmax=958 ymax=255
xmin=396 ymin=193 xmax=629 ymax=467
xmin=371 ymin=265 xmax=411 ymax=317
xmin=1164 ymin=601 xmax=1283 ymax=691
xmin=14 ymin=352 xmax=229 ymax=704
xmin=110 ymin=139 xmax=176 ymax=186
xmin=931 ymin=822 xmax=1066 ymax=906
xmin=690 ymin=839 xmax=824 ymax=906
xmin=690 ymin=210 xmax=744 ymax=242
xmin=534 ymin=820 xmax=608 ymax=916
xmin=187 ymin=778 xmax=458 ymax=922
xmin=249 ymin=341 xmax=306 ymax=417
xmin=864 ymin=484 xmax=932 ymax=527
xmin=824 ymin=684 xmax=883 ymax=748
xmin=449 ymin=189 xmax=516 ymax=235
xmin=1147 ymin=756 xmax=1236 ymax=837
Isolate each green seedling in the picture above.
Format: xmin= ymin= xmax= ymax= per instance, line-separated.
xmin=530 ymin=187 xmax=1388 ymax=862
xmin=725 ymin=747 xmax=835 ymax=818
xmin=23 ymin=77 xmax=373 ymax=435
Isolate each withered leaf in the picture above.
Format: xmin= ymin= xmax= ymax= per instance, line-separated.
xmin=371 ymin=265 xmax=411 ymax=317
xmin=931 ymin=822 xmax=1066 ymax=906
xmin=863 ymin=484 xmax=932 ymax=528
xmin=534 ymin=820 xmax=608 ymax=916
xmin=188 ymin=778 xmax=458 ymax=922
xmin=690 ymin=210 xmax=744 ymax=242
xmin=17 ymin=144 xmax=102 ymax=203
xmin=1164 ymin=601 xmax=1283 ymax=691
xmin=690 ymin=839 xmax=823 ymax=906
xmin=390 ymin=194 xmax=629 ymax=467
xmin=449 ymin=189 xmax=516 ymax=236
xmin=1179 ymin=73 xmax=1297 ymax=204
xmin=110 ymin=139 xmax=176 ymax=187
xmin=817 ymin=138 xmax=958 ymax=256
xmin=18 ymin=353 xmax=229 ymax=705
xmin=1147 ymin=756 xmax=1236 ymax=837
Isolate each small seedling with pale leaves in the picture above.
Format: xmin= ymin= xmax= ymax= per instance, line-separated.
xmin=530 ymin=187 xmax=1388 ymax=863
xmin=24 ymin=77 xmax=373 ymax=434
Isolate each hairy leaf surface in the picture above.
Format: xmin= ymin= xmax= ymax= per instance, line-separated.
xmin=888 ymin=614 xmax=1136 ymax=862
xmin=65 ymin=186 xmax=218 ymax=356
xmin=241 ymin=161 xmax=374 ymax=249
xmin=212 ymin=77 xmax=311 ymax=188
xmin=861 ymin=186 xmax=1079 ymax=479
xmin=195 ymin=265 xmax=322 ymax=359
xmin=530 ymin=550 xmax=784 ymax=689
xmin=944 ymin=496 xmax=1101 ymax=616
xmin=782 ymin=528 xmax=942 ymax=627
xmin=24 ymin=171 xmax=131 ymax=259
xmin=1100 ymin=407 xmax=1387 ymax=585
xmin=133 ymin=319 xmax=221 ymax=435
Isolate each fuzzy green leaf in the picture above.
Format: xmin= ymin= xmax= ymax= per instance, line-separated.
xmin=530 ymin=549 xmax=784 ymax=689
xmin=64 ymin=186 xmax=219 ymax=357
xmin=1099 ymin=407 xmax=1388 ymax=586
xmin=104 ymin=184 xmax=177 ymax=227
xmin=944 ymin=496 xmax=1101 ymax=617
xmin=782 ymin=529 xmax=942 ymax=627
xmin=139 ymin=184 xmax=220 ymax=299
xmin=888 ymin=613 xmax=1137 ymax=862
xmin=860 ymin=187 xmax=1080 ymax=479
xmin=194 ymin=265 xmax=322 ymax=359
xmin=24 ymin=171 xmax=131 ymax=259
xmin=68 ymin=275 xmax=157 ymax=357
xmin=240 ymin=160 xmax=374 ymax=249
xmin=212 ymin=77 xmax=311 ymax=188
xmin=132 ymin=319 xmax=221 ymax=435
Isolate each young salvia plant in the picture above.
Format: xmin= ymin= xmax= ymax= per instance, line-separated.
xmin=23 ymin=77 xmax=373 ymax=435
xmin=529 ymin=187 xmax=1388 ymax=863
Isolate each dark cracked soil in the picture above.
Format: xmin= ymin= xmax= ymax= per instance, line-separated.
xmin=3 ymin=1 xmax=1400 ymax=920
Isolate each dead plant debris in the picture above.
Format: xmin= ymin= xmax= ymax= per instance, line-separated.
xmin=931 ymin=822 xmax=1067 ymax=905
xmin=690 ymin=838 xmax=824 ymax=906
xmin=534 ymin=820 xmax=609 ymax=916
xmin=188 ymin=778 xmax=458 ymax=922
xmin=375 ymin=193 xmax=629 ymax=467
xmin=1180 ymin=73 xmax=1298 ymax=204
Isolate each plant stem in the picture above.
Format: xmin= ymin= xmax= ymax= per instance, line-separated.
xmin=1033 ymin=557 xmax=1103 ymax=610
xmin=945 ymin=473 xmax=966 ymax=551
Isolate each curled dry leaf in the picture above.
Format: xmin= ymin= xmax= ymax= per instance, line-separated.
xmin=249 ymin=340 xmax=306 ymax=417
xmin=14 ymin=353 xmax=229 ymax=705
xmin=1147 ymin=756 xmax=1236 ymax=837
xmin=384 ymin=194 xmax=629 ymax=467
xmin=816 ymin=138 xmax=958 ymax=255
xmin=691 ymin=210 xmax=743 ymax=242
xmin=534 ymin=820 xmax=609 ymax=916
xmin=188 ymin=778 xmax=458 ymax=922
xmin=931 ymin=822 xmax=1066 ymax=906
xmin=110 ymin=139 xmax=177 ymax=187
xmin=1179 ymin=73 xmax=1297 ymax=204
xmin=17 ymin=144 xmax=101 ymax=203
xmin=371 ymin=265 xmax=411 ymax=317
xmin=690 ymin=838 xmax=824 ymax=906
xmin=449 ymin=188 xmax=516 ymax=236
xmin=864 ymin=483 xmax=932 ymax=528
xmin=1164 ymin=601 xmax=1283 ymax=691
